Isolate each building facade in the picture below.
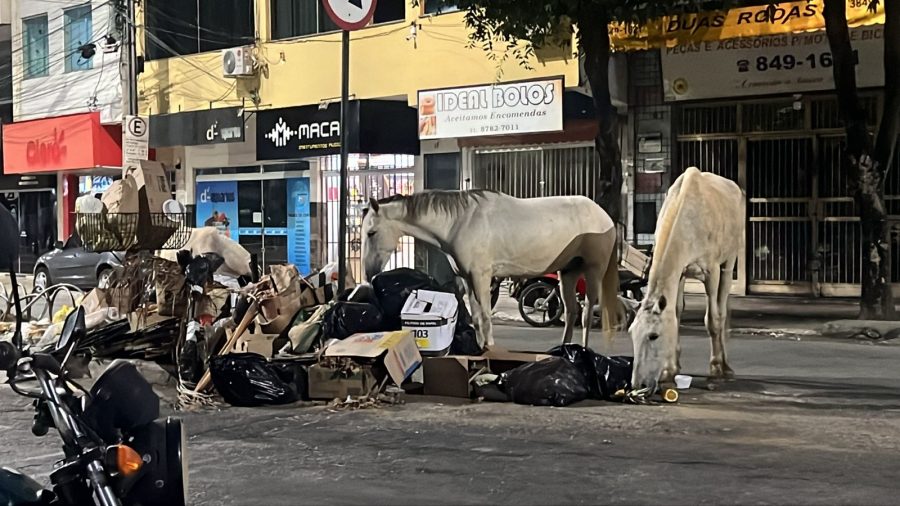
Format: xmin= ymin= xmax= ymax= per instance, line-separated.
xmin=2 ymin=0 xmax=126 ymax=271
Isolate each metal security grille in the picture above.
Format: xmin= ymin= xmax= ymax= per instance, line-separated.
xmin=322 ymin=156 xmax=415 ymax=283
xmin=471 ymin=144 xmax=598 ymax=199
xmin=674 ymin=92 xmax=896 ymax=296
xmin=747 ymin=138 xmax=814 ymax=285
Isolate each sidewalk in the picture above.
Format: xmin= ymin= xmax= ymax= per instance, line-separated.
xmin=493 ymin=292 xmax=899 ymax=339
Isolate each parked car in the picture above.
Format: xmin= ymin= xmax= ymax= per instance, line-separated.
xmin=32 ymin=234 xmax=124 ymax=292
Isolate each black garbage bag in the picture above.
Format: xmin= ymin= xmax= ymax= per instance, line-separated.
xmin=449 ymin=296 xmax=482 ymax=356
xmin=501 ymin=357 xmax=589 ymax=407
xmin=547 ymin=344 xmax=633 ymax=400
xmin=342 ymin=283 xmax=381 ymax=306
xmin=321 ymin=302 xmax=384 ymax=340
xmin=209 ymin=353 xmax=299 ymax=407
xmin=371 ymin=268 xmax=442 ymax=329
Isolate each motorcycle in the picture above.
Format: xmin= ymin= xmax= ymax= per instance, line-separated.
xmin=516 ymin=270 xmax=646 ymax=329
xmin=0 ymin=206 xmax=188 ymax=506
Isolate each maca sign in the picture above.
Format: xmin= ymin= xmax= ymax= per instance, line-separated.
xmin=2 ymin=112 xmax=122 ymax=174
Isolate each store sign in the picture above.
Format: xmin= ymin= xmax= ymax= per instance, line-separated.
xmin=287 ymin=178 xmax=311 ymax=275
xmin=661 ymin=25 xmax=885 ymax=102
xmin=417 ymin=78 xmax=564 ymax=140
xmin=257 ymin=105 xmax=343 ymax=160
xmin=195 ymin=181 xmax=239 ymax=241
xmin=150 ymin=107 xmax=244 ymax=148
xmin=610 ymin=0 xmax=884 ymax=50
xmin=2 ymin=112 xmax=121 ymax=174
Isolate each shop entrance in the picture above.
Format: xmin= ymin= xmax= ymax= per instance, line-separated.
xmin=1 ymin=190 xmax=56 ymax=274
xmin=675 ymin=94 xmax=895 ymax=296
xmin=322 ymin=155 xmax=415 ymax=283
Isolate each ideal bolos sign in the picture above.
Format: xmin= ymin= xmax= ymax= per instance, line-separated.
xmin=417 ymin=77 xmax=564 ymax=140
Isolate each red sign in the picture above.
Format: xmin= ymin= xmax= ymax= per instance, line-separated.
xmin=2 ymin=112 xmax=122 ymax=174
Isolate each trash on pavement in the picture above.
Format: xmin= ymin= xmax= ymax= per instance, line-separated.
xmin=208 ymin=352 xmax=300 ymax=407
xmin=547 ymin=344 xmax=633 ymax=401
xmin=402 ymin=289 xmax=458 ymax=355
xmin=371 ymin=268 xmax=442 ymax=329
xmin=499 ymin=357 xmax=589 ymax=407
xmin=422 ymin=349 xmax=550 ymax=398
xmin=675 ymin=374 xmax=692 ymax=390
xmin=322 ymin=302 xmax=384 ymax=340
xmin=307 ymin=362 xmax=378 ymax=400
xmin=323 ymin=330 xmax=422 ymax=387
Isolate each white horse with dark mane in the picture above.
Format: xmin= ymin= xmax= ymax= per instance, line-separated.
xmin=629 ymin=167 xmax=745 ymax=393
xmin=361 ymin=190 xmax=619 ymax=348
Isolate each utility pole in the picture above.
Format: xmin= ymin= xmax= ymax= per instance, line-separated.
xmin=119 ymin=0 xmax=138 ymax=117
xmin=337 ymin=29 xmax=349 ymax=294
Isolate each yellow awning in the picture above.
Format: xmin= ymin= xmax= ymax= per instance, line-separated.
xmin=610 ymin=0 xmax=884 ymax=51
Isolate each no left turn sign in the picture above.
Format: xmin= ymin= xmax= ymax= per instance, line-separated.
xmin=322 ymin=0 xmax=377 ymax=31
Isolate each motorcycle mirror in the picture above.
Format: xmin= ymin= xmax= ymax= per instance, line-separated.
xmin=57 ymin=306 xmax=86 ymax=355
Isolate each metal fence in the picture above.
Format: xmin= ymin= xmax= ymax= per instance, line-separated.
xmin=470 ymin=144 xmax=599 ymax=199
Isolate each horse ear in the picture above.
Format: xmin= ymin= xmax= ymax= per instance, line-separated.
xmin=657 ymin=295 xmax=667 ymax=312
xmin=368 ymin=197 xmax=380 ymax=214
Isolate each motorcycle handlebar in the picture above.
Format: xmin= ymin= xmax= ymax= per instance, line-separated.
xmin=31 ymin=353 xmax=62 ymax=376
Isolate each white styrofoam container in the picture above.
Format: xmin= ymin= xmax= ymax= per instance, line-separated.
xmin=401 ymin=289 xmax=458 ymax=353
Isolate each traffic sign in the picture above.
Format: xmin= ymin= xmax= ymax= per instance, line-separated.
xmin=123 ymin=115 xmax=149 ymax=174
xmin=322 ymin=0 xmax=377 ymax=31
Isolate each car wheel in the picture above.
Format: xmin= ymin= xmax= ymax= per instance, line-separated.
xmin=97 ymin=267 xmax=114 ymax=289
xmin=33 ymin=267 xmax=50 ymax=293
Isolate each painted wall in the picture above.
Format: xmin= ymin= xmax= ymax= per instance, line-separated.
xmin=12 ymin=0 xmax=122 ymax=124
xmin=138 ymin=4 xmax=578 ymax=115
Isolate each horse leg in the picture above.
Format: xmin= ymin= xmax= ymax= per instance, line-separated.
xmin=470 ymin=272 xmax=495 ymax=348
xmin=558 ymin=271 xmax=580 ymax=344
xmin=712 ymin=258 xmax=737 ymax=378
xmin=581 ymin=268 xmax=601 ymax=348
xmin=703 ymin=266 xmax=727 ymax=379
xmin=675 ymin=274 xmax=686 ymax=373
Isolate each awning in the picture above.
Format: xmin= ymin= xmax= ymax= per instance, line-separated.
xmin=2 ymin=112 xmax=122 ymax=174
xmin=610 ymin=0 xmax=884 ymax=51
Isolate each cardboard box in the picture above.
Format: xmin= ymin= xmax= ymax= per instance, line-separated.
xmin=233 ymin=333 xmax=279 ymax=357
xmin=422 ymin=348 xmax=551 ymax=398
xmin=401 ymin=290 xmax=458 ymax=353
xmin=131 ymin=160 xmax=171 ymax=213
xmin=324 ymin=330 xmax=422 ymax=386
xmin=307 ymin=364 xmax=377 ymax=400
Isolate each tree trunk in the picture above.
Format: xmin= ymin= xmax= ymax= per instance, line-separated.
xmin=578 ymin=13 xmax=623 ymax=225
xmin=823 ymin=0 xmax=896 ymax=319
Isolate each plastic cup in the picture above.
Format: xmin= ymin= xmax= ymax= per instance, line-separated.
xmin=674 ymin=374 xmax=692 ymax=390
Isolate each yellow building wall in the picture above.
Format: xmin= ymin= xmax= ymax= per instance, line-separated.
xmin=138 ymin=3 xmax=578 ymax=115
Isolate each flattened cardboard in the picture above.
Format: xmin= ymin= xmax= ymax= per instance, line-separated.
xmin=401 ymin=289 xmax=458 ymax=353
xmin=324 ymin=330 xmax=422 ymax=386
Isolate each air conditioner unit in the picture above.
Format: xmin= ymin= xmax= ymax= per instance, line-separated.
xmin=222 ymin=46 xmax=254 ymax=77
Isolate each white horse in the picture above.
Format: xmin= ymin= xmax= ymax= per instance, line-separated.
xmin=629 ymin=167 xmax=745 ymax=393
xmin=361 ymin=190 xmax=619 ymax=348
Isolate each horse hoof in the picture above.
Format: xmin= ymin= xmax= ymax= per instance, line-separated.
xmin=709 ymin=364 xmax=735 ymax=380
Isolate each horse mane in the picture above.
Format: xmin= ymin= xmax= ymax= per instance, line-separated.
xmin=375 ymin=190 xmax=499 ymax=219
xmin=648 ymin=167 xmax=700 ymax=281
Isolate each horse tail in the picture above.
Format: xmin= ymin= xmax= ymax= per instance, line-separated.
xmin=601 ymin=244 xmax=619 ymax=341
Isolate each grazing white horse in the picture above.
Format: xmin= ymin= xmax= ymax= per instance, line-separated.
xmin=361 ymin=190 xmax=619 ymax=348
xmin=629 ymin=167 xmax=744 ymax=393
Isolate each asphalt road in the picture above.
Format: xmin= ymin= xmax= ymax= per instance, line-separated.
xmin=2 ymin=316 xmax=899 ymax=505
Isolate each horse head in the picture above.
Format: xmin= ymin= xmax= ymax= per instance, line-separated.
xmin=629 ymin=293 xmax=679 ymax=394
xmin=361 ymin=197 xmax=405 ymax=281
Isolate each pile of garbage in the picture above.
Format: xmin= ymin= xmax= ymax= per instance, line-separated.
xmin=9 ymin=235 xmax=668 ymax=408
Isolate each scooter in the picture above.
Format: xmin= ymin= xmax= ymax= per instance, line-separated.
xmin=0 ymin=204 xmax=188 ymax=506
